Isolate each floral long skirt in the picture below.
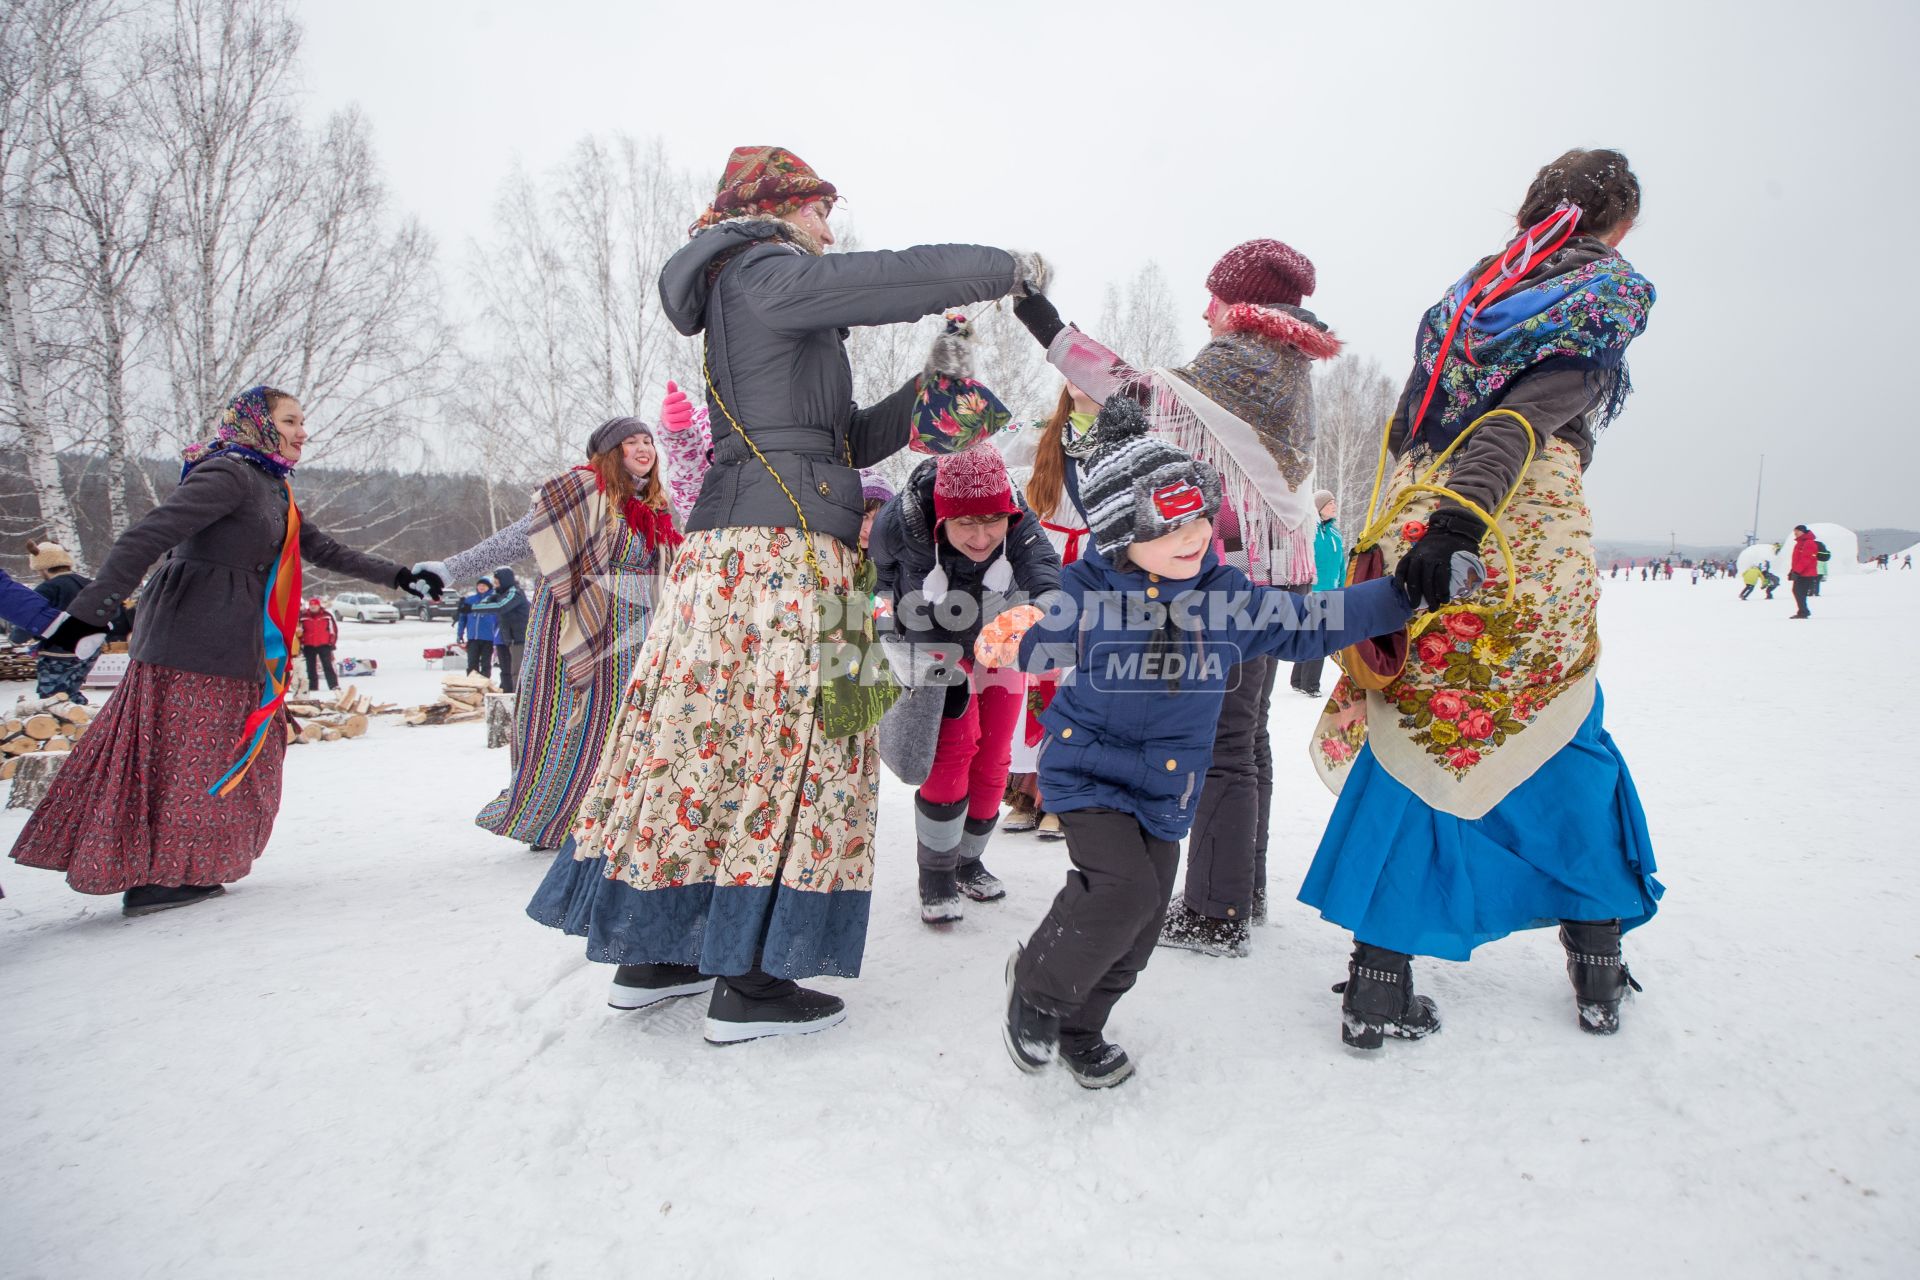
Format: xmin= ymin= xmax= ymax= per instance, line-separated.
xmin=1301 ymin=437 xmax=1661 ymax=957
xmin=10 ymin=659 xmax=285 ymax=894
xmin=528 ymin=526 xmax=879 ymax=979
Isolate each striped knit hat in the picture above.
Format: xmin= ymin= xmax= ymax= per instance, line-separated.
xmin=1081 ymin=394 xmax=1222 ymax=561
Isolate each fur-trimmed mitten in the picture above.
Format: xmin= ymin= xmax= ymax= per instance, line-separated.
xmin=1008 ymin=251 xmax=1052 ymax=298
xmin=925 ymin=314 xmax=977 ymax=380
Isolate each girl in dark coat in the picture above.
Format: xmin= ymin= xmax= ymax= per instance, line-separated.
xmin=867 ymin=445 xmax=1061 ymax=923
xmin=10 ymin=386 xmax=438 ymax=916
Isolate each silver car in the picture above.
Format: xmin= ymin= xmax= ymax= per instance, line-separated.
xmin=331 ymin=591 xmax=400 ymax=624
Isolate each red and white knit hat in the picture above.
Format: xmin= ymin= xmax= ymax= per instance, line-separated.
xmin=932 ymin=445 xmax=1019 ymax=526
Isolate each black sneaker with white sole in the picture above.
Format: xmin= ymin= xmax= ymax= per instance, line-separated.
xmin=703 ymin=979 xmax=846 ymax=1044
xmin=608 ymin=962 xmax=711 ymax=1010
xmin=1061 ymin=1039 xmax=1135 ymax=1089
xmin=1002 ymin=948 xmax=1060 ymax=1073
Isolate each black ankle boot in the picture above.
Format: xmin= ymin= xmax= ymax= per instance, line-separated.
xmin=121 ymin=884 xmax=226 ymax=917
xmin=1333 ymin=941 xmax=1440 ymax=1051
xmin=1560 ymin=919 xmax=1642 ymax=1034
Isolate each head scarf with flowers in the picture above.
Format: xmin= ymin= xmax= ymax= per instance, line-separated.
xmin=183 ymin=385 xmax=296 ymax=480
xmin=689 ymin=146 xmax=837 ymax=235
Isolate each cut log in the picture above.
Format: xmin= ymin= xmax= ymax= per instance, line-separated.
xmin=1 ymin=719 xmax=20 ymax=736
xmin=54 ymin=704 xmax=90 ymax=724
xmin=285 ymin=720 xmax=300 ymax=744
xmin=337 ymin=713 xmax=368 ymax=739
xmin=43 ymin=736 xmax=70 ymax=752
xmin=320 ymin=727 xmax=342 ymax=741
xmin=23 ymin=715 xmax=60 ymax=741
xmin=445 ymin=709 xmax=482 ymax=724
xmin=0 ymin=757 xmax=15 ymax=780
xmin=2 ymin=737 xmax=39 ymax=756
xmin=298 ymin=722 xmax=325 ymax=744
xmin=485 ymin=693 xmax=516 ymax=750
xmin=7 ymin=749 xmax=69 ymax=809
xmin=287 ymin=703 xmax=323 ymax=717
xmin=9 ymin=692 xmax=70 ymax=718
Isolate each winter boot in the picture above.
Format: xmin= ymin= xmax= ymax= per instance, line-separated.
xmin=1250 ymin=887 xmax=1269 ymax=927
xmin=919 ymin=867 xmax=966 ymax=924
xmin=1001 ymin=793 xmax=1039 ymax=833
xmin=121 ymin=884 xmax=225 ymax=917
xmin=1156 ymin=901 xmax=1251 ymax=958
xmin=1002 ymin=947 xmax=1060 ymax=1073
xmin=1061 ymin=1038 xmax=1135 ymax=1089
xmin=954 ymin=816 xmax=1005 ymax=902
xmin=1333 ymin=941 xmax=1440 ymax=1051
xmin=703 ymin=975 xmax=846 ymax=1044
xmin=1036 ymin=812 xmax=1065 ymax=841
xmin=608 ymin=962 xmax=712 ymax=1010
xmin=915 ymin=793 xmax=970 ymax=923
xmin=1560 ymin=919 xmax=1642 ymax=1035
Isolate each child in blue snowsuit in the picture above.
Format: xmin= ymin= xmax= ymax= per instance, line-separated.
xmin=978 ymin=397 xmax=1479 ymax=1087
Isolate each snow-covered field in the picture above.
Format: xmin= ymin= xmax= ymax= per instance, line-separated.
xmin=4 ymin=573 xmax=1918 ymax=1278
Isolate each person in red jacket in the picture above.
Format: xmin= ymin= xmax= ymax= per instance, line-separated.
xmin=1788 ymin=525 xmax=1819 ymax=619
xmin=298 ymin=596 xmax=341 ymax=688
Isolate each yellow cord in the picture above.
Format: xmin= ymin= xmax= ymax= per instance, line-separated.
xmin=701 ymin=350 xmax=851 ymax=596
xmin=1351 ymin=408 xmax=1539 ymax=638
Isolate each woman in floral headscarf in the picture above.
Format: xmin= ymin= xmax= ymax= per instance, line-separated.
xmin=10 ymin=386 xmax=436 ymax=916
xmin=1300 ymin=149 xmax=1663 ymax=1049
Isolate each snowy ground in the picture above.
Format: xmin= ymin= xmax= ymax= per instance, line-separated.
xmin=4 ymin=573 xmax=1918 ymax=1278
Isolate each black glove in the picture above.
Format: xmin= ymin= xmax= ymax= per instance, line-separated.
xmin=1394 ymin=507 xmax=1487 ymax=611
xmin=40 ymin=611 xmax=108 ymax=656
xmin=394 ymin=566 xmax=444 ymax=601
xmin=1012 ymin=291 xmax=1065 ymax=349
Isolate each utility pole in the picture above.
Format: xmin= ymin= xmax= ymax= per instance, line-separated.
xmin=1747 ymin=453 xmax=1765 ymax=546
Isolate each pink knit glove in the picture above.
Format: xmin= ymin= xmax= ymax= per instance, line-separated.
xmin=660 ymin=380 xmax=695 ymax=433
xmin=974 ymin=605 xmax=1043 ymax=669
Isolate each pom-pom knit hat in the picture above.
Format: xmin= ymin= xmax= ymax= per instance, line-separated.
xmin=1081 ymin=395 xmax=1223 ymax=561
xmin=932 ymin=445 xmax=1020 ymax=527
xmin=860 ymin=468 xmax=896 ymax=507
xmin=691 ymin=146 xmax=838 ymax=234
xmin=1206 ymin=239 xmax=1317 ymax=307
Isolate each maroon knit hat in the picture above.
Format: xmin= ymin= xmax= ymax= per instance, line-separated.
xmin=933 ymin=445 xmax=1019 ymax=526
xmin=1205 ymin=239 xmax=1317 ymax=307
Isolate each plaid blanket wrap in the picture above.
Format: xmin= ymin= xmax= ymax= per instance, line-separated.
xmin=528 ymin=471 xmax=653 ymax=694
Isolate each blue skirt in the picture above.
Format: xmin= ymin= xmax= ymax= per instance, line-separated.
xmin=1298 ymin=686 xmax=1661 ymax=961
xmin=526 ymin=840 xmax=872 ymax=980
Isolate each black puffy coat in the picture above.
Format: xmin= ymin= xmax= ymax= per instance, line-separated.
xmin=868 ymin=456 xmax=1062 ymax=658
xmin=657 ymin=218 xmax=1016 ymax=549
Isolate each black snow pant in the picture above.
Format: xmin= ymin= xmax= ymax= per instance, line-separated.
xmin=1017 ymin=807 xmax=1181 ymax=1054
xmin=1289 ymin=655 xmax=1325 ymax=697
xmin=1791 ymin=575 xmax=1814 ymax=616
xmin=465 ymin=640 xmax=494 ymax=678
xmin=1179 ymin=654 xmax=1277 ymax=920
xmin=497 ymin=641 xmax=523 ymax=692
xmin=304 ymin=644 xmax=338 ymax=691
xmin=1738 ymin=584 xmax=1755 ymax=600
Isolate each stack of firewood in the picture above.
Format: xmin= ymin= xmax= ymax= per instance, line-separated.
xmin=0 ymin=694 xmax=92 ymax=779
xmin=403 ymin=673 xmax=502 ymax=726
xmin=283 ymin=684 xmax=379 ymax=745
xmin=0 ymin=648 xmax=37 ymax=682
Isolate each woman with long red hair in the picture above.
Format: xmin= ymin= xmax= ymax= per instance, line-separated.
xmin=423 ymin=416 xmax=682 ymax=867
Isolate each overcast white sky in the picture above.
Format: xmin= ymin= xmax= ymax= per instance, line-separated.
xmin=294 ymin=0 xmax=1917 ymax=543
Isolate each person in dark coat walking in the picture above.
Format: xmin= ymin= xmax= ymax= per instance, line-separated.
xmin=984 ymin=396 xmax=1465 ymax=1087
xmin=296 ymin=596 xmax=340 ymax=691
xmin=455 ymin=576 xmax=498 ymax=677
xmin=468 ymin=567 xmax=531 ymax=690
xmin=1788 ymin=525 xmax=1819 ymax=618
xmin=868 ymin=445 xmax=1062 ymax=923
xmin=9 ymin=385 xmax=441 ymax=916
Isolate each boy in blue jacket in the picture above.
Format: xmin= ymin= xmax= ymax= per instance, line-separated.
xmin=976 ymin=397 xmax=1479 ymax=1088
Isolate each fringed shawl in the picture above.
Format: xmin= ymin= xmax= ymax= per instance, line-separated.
xmin=1047 ymin=303 xmax=1341 ymax=587
xmin=527 ymin=471 xmax=679 ymax=693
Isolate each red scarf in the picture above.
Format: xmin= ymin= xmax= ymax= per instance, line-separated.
xmin=572 ymin=466 xmax=683 ymax=552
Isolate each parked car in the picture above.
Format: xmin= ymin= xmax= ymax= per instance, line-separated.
xmin=392 ymin=595 xmax=463 ymax=622
xmin=331 ymin=592 xmax=400 ymax=624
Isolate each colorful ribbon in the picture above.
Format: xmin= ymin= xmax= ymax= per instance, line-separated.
xmin=208 ymin=489 xmax=303 ymax=796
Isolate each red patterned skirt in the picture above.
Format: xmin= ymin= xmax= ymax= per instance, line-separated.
xmin=9 ymin=659 xmax=286 ymax=894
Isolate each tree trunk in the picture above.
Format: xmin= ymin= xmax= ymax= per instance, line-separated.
xmin=0 ymin=209 xmax=84 ymax=559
